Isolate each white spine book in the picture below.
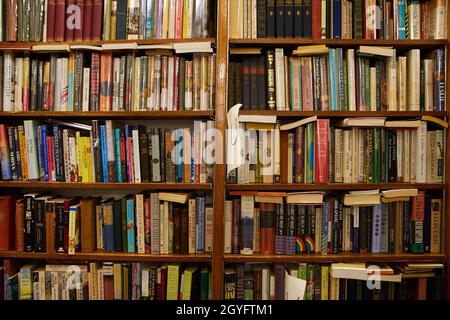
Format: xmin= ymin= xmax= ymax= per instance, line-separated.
xmin=416 ymin=121 xmax=427 ymax=183
xmin=24 ymin=120 xmax=39 ymax=180
xmin=275 ymin=48 xmax=286 ymax=110
xmin=132 ymin=128 xmax=141 ymax=182
xmin=82 ymin=68 xmax=90 ymax=111
xmin=14 ymin=57 xmax=23 ymax=111
xmin=224 ymin=200 xmax=232 ymax=254
xmin=2 ymin=53 xmax=14 ymax=111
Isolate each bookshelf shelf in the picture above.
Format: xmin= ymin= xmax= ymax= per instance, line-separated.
xmin=229 ymin=38 xmax=447 ymax=48
xmin=0 ymin=38 xmax=215 ymax=50
xmin=0 ymin=251 xmax=211 ymax=262
xmin=224 ymin=253 xmax=446 ymax=263
xmin=0 ymin=111 xmax=214 ymax=119
xmin=226 ymin=183 xmax=446 ymax=191
xmin=238 ymin=110 xmax=448 ymax=118
xmin=0 ymin=182 xmax=213 ymax=190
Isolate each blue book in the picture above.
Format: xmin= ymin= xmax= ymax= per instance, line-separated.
xmin=328 ymin=49 xmax=337 ymax=110
xmin=53 ymin=125 xmax=62 ymax=181
xmin=145 ymin=0 xmax=155 ymax=38
xmin=0 ymin=125 xmax=12 ymax=180
xmin=126 ymin=198 xmax=136 ymax=253
xmin=100 ymin=125 xmax=109 ymax=182
xmin=190 ymin=132 xmax=195 ymax=183
xmin=102 ymin=201 xmax=115 ymax=252
xmin=114 ymin=128 xmax=122 ymax=182
xmin=332 ymin=0 xmax=342 ymax=39
xmin=196 ymin=197 xmax=205 ymax=253
xmin=12 ymin=127 xmax=22 ymax=181
xmin=398 ymin=0 xmax=406 ymax=39
xmin=41 ymin=125 xmax=49 ymax=182
xmin=6 ymin=126 xmax=16 ymax=180
xmin=351 ymin=207 xmax=360 ymax=253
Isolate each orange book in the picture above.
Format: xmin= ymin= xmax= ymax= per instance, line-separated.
xmin=99 ymin=53 xmax=113 ymax=111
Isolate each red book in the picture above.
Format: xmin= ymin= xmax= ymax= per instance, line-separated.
xmin=314 ymin=119 xmax=329 ymax=183
xmin=65 ymin=0 xmax=76 ymax=41
xmin=99 ymin=52 xmax=113 ymax=111
xmin=259 ymin=203 xmax=275 ymax=254
xmin=54 ymin=0 xmax=67 ymax=41
xmin=175 ymin=0 xmax=184 ymax=38
xmin=74 ymin=0 xmax=85 ymax=41
xmin=294 ymin=126 xmax=304 ymax=183
xmin=126 ymin=134 xmax=134 ymax=182
xmin=46 ymin=0 xmax=56 ymax=41
xmin=0 ymin=196 xmax=15 ymax=251
xmin=144 ymin=197 xmax=151 ymax=254
xmin=311 ymin=0 xmax=321 ymax=39
xmin=47 ymin=135 xmax=55 ymax=181
xmin=6 ymin=0 xmax=17 ymax=41
xmin=103 ymin=272 xmax=114 ymax=300
xmin=83 ymin=0 xmax=93 ymax=40
xmin=301 ymin=57 xmax=313 ymax=110
xmin=92 ymin=0 xmax=103 ymax=40
xmin=119 ymin=132 xmax=126 ymax=179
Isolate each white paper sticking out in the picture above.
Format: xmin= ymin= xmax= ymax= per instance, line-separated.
xmin=284 ymin=271 xmax=307 ymax=300
xmin=226 ymin=104 xmax=245 ymax=174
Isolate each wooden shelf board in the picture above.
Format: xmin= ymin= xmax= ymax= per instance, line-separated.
xmin=0 ymin=182 xmax=212 ymax=190
xmin=230 ymin=38 xmax=447 ymax=47
xmin=0 ymin=38 xmax=215 ymax=50
xmin=238 ymin=110 xmax=448 ymax=118
xmin=0 ymin=111 xmax=214 ymax=119
xmin=224 ymin=253 xmax=446 ymax=263
xmin=226 ymin=183 xmax=446 ymax=191
xmin=0 ymin=251 xmax=211 ymax=262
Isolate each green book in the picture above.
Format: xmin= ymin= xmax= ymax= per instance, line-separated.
xmin=372 ymin=128 xmax=381 ymax=183
xmin=166 ymin=264 xmax=180 ymax=300
xmin=200 ymin=267 xmax=210 ymax=300
xmin=306 ymin=264 xmax=315 ymax=300
xmin=305 ymin=123 xmax=315 ymax=183
xmin=364 ymin=59 xmax=370 ymax=111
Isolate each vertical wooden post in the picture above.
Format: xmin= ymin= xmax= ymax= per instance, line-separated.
xmin=212 ymin=0 xmax=229 ymax=299
xmin=444 ymin=9 xmax=450 ymax=298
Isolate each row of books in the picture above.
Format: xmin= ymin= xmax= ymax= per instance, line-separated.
xmin=224 ymin=190 xmax=442 ymax=255
xmin=227 ymin=118 xmax=445 ymax=184
xmin=0 ymin=52 xmax=216 ymax=112
xmin=0 ymin=192 xmax=213 ymax=254
xmin=0 ymin=120 xmax=215 ymax=183
xmin=0 ymin=261 xmax=211 ymax=300
xmin=0 ymin=0 xmax=213 ymax=42
xmin=229 ymin=47 xmax=445 ymax=112
xmin=224 ymin=262 xmax=444 ymax=300
xmin=230 ymin=0 xmax=446 ymax=40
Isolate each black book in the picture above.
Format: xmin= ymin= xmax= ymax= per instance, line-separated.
xmin=116 ymin=0 xmax=128 ymax=40
xmin=266 ymin=0 xmax=276 ymax=37
xmin=257 ymin=0 xmax=267 ymax=37
xmin=55 ymin=201 xmax=65 ymax=253
xmin=113 ymin=200 xmax=123 ymax=252
xmin=293 ymin=0 xmax=303 ymax=37
xmin=257 ymin=55 xmax=266 ymax=110
xmin=241 ymin=57 xmax=251 ymax=110
xmin=30 ymin=59 xmax=38 ymax=111
xmin=284 ymin=0 xmax=294 ymax=37
xmin=302 ymin=0 xmax=312 ymax=38
xmin=24 ymin=194 xmax=38 ymax=252
xmin=33 ymin=196 xmax=48 ymax=252
xmin=234 ymin=62 xmax=242 ymax=105
xmin=250 ymin=57 xmax=258 ymax=110
xmin=276 ymin=0 xmax=285 ymax=37
xmin=138 ymin=125 xmax=150 ymax=182
xmin=228 ymin=62 xmax=236 ymax=108
xmin=91 ymin=120 xmax=103 ymax=182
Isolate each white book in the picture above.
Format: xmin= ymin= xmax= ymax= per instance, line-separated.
xmin=168 ymin=56 xmax=174 ymax=111
xmin=141 ymin=267 xmax=149 ymax=299
xmin=60 ymin=58 xmax=69 ymax=111
xmin=135 ymin=194 xmax=145 ymax=254
xmin=407 ymin=49 xmax=420 ymax=111
xmin=408 ymin=2 xmax=421 ymax=39
xmin=132 ymin=129 xmax=141 ymax=182
xmin=343 ymin=130 xmax=352 ymax=183
xmin=2 ymin=53 xmax=14 ymax=111
xmin=188 ymin=198 xmax=196 ymax=254
xmin=275 ymin=48 xmax=286 ymax=110
xmin=88 ymin=262 xmax=98 ymax=300
xmin=24 ymin=120 xmax=39 ymax=180
xmin=251 ymin=0 xmax=257 ymax=38
xmin=82 ymin=68 xmax=90 ymax=111
xmin=54 ymin=59 xmax=62 ymax=111
xmin=397 ymin=56 xmax=407 ymax=111
xmin=346 ymin=49 xmax=356 ymax=111
xmin=351 ymin=128 xmax=359 ymax=183
xmin=386 ymin=57 xmax=397 ymax=111
xmin=224 ymin=200 xmax=232 ymax=254
xmin=426 ymin=131 xmax=434 ymax=182
xmin=112 ymin=58 xmax=121 ymax=111
xmin=14 ymin=57 xmax=23 ymax=111
xmin=150 ymin=193 xmax=160 ymax=254
xmin=168 ymin=0 xmax=176 ymax=38
xmin=334 ymin=129 xmax=343 ymax=183
xmin=97 ymin=269 xmax=104 ymax=300
xmin=50 ymin=272 xmax=59 ymax=300
xmin=416 ymin=121 xmax=427 ymax=183
xmin=423 ymin=59 xmax=434 ymax=111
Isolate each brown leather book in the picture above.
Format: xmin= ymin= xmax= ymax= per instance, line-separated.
xmin=45 ymin=199 xmax=56 ymax=253
xmin=14 ymin=199 xmax=25 ymax=251
xmin=280 ymin=130 xmax=289 ymax=184
xmin=83 ymin=0 xmax=93 ymax=40
xmin=6 ymin=0 xmax=18 ymax=41
xmin=65 ymin=0 xmax=75 ymax=41
xmin=180 ymin=207 xmax=189 ymax=254
xmin=92 ymin=0 xmax=103 ymax=40
xmin=74 ymin=0 xmax=85 ymax=41
xmin=80 ymin=197 xmax=100 ymax=252
xmin=54 ymin=0 xmax=66 ymax=41
xmin=173 ymin=206 xmax=181 ymax=254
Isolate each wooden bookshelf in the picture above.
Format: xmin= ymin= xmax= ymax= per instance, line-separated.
xmin=230 ymin=38 xmax=447 ymax=48
xmin=0 ymin=111 xmax=214 ymax=119
xmin=239 ymin=110 xmax=448 ymax=118
xmin=224 ymin=253 xmax=446 ymax=263
xmin=0 ymin=251 xmax=211 ymax=262
xmin=226 ymin=183 xmax=447 ymax=191
xmin=0 ymin=182 xmax=212 ymax=190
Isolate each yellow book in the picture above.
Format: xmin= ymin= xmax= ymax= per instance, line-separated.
xmin=421 ymin=115 xmax=448 ymax=128
xmin=110 ymin=0 xmax=117 ymax=40
xmin=85 ymin=137 xmax=94 ymax=183
xmin=18 ymin=125 xmax=29 ymax=181
xmin=113 ymin=263 xmax=122 ymax=300
xmin=162 ymin=0 xmax=170 ymax=38
xmin=68 ymin=203 xmax=80 ymax=255
xmin=181 ymin=265 xmax=198 ymax=300
xmin=103 ymin=0 xmax=111 ymax=40
xmin=183 ymin=0 xmax=193 ymax=38
xmin=321 ymin=266 xmax=329 ymax=300
xmin=166 ymin=264 xmax=180 ymax=300
xmin=133 ymin=57 xmax=141 ymax=111
xmin=18 ymin=264 xmax=37 ymax=300
xmin=88 ymin=262 xmax=98 ymax=300
xmin=75 ymin=131 xmax=81 ymax=182
xmin=22 ymin=57 xmax=30 ymax=110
